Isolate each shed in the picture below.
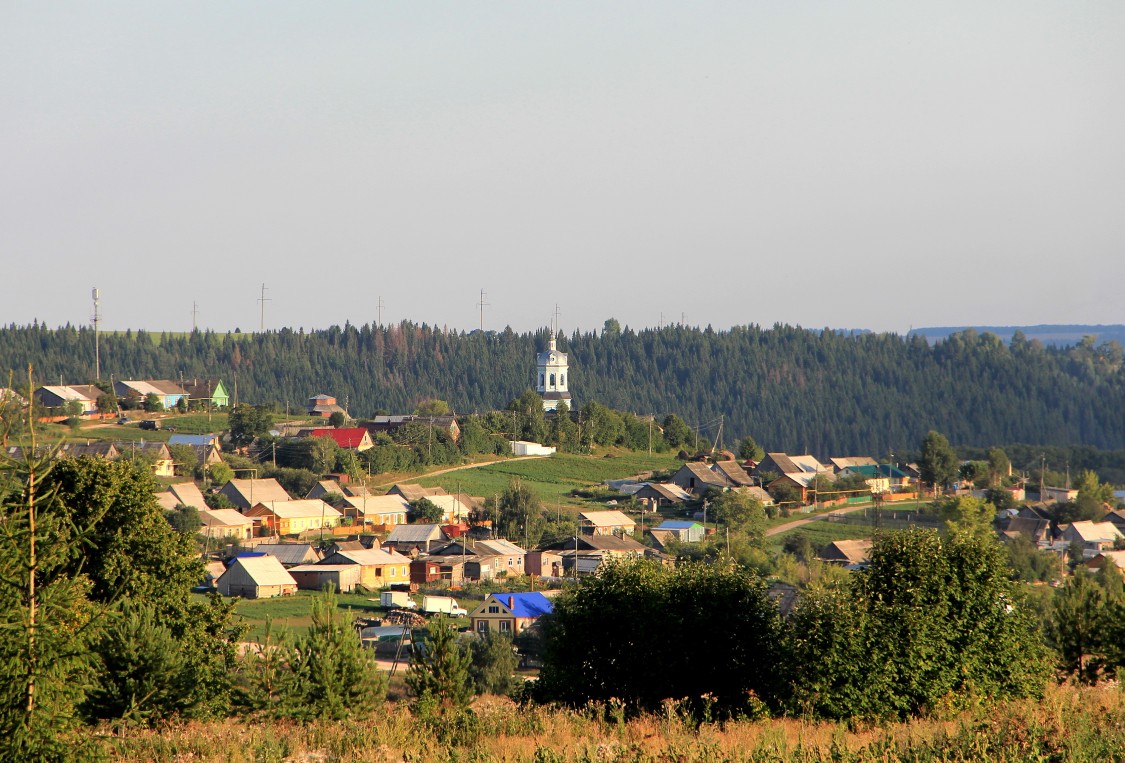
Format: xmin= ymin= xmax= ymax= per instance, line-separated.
xmin=288 ymin=564 xmax=362 ymax=593
xmin=217 ymin=555 xmax=297 ymax=599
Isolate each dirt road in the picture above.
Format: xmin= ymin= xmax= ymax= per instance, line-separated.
xmin=372 ymin=455 xmax=546 ymax=489
xmin=764 ymin=503 xmax=873 ymax=537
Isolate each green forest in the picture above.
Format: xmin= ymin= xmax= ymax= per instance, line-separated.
xmin=3 ymin=321 xmax=1124 ymax=456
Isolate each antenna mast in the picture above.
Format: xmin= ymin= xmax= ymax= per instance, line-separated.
xmin=192 ymin=301 xmax=199 ymax=332
xmin=377 ymin=296 xmax=384 ymax=327
xmin=91 ymin=287 xmax=101 ymax=380
xmin=476 ymin=289 xmax=490 ymax=332
xmin=258 ymin=283 xmax=271 ymax=332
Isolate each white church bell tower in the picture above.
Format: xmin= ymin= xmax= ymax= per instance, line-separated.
xmin=536 ymin=334 xmax=572 ymax=412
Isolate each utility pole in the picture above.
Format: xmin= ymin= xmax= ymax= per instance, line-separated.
xmin=192 ymin=301 xmax=199 ymax=332
xmin=91 ymin=287 xmax=101 ymax=381
xmin=258 ymin=283 xmax=271 ymax=332
xmin=476 ymin=289 xmax=489 ymax=332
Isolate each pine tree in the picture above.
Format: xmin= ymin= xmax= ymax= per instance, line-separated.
xmin=406 ymin=615 xmax=473 ymax=719
xmin=280 ymin=586 xmax=385 ymax=720
xmin=0 ymin=370 xmax=101 ymax=762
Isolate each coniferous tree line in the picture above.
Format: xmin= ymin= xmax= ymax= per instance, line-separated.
xmin=3 ymin=321 xmax=1124 ymax=456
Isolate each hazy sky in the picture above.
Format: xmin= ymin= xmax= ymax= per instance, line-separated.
xmin=3 ymin=2 xmax=1123 ymax=335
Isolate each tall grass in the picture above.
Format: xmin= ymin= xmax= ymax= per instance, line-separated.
xmin=100 ymin=684 xmax=1125 ymax=762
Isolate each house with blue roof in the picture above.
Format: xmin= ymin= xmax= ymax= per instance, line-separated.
xmin=654 ymin=520 xmax=705 ymax=543
xmin=469 ymin=591 xmax=554 ymax=636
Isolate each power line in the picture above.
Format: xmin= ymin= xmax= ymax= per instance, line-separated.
xmin=91 ymin=287 xmax=101 ymax=381
xmin=258 ymin=283 xmax=271 ymax=332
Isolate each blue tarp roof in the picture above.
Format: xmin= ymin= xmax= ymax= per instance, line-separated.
xmin=489 ymin=592 xmax=553 ymax=619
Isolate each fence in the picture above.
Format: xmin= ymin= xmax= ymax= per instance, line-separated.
xmin=823 ymin=508 xmax=945 ymax=531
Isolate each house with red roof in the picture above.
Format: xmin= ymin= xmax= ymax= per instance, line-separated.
xmin=309 ymin=428 xmax=374 ymax=452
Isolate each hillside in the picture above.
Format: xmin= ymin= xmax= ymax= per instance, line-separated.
xmin=909 ymin=323 xmax=1125 ymax=347
xmin=3 ymin=321 xmax=1124 ymax=455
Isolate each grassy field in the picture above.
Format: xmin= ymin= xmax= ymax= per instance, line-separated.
xmin=767 ymin=519 xmax=879 ymax=551
xmin=99 ymin=684 xmax=1125 ymax=762
xmin=217 ymin=589 xmax=479 ymax=641
xmin=413 ymin=450 xmax=678 ymax=512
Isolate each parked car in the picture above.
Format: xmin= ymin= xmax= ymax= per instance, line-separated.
xmin=139 ymin=419 xmax=160 ymax=430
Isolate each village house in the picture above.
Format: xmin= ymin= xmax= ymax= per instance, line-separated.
xmin=57 ymin=440 xmax=119 ymax=460
xmin=711 ymin=460 xmax=755 ymax=487
xmin=387 ymin=483 xmax=448 ymax=503
xmin=361 ymin=415 xmax=462 ymax=443
xmin=306 ymin=427 xmax=374 ymax=452
xmin=1084 ymin=551 xmax=1125 ymax=572
xmin=646 ymin=529 xmax=678 ymax=554
xmin=828 ymin=456 xmax=878 ymax=473
xmin=169 ymin=433 xmax=223 ymax=450
xmin=1061 ymin=521 xmax=1123 ymax=558
xmin=632 ymin=482 xmax=692 ymax=509
xmin=179 ymin=378 xmax=230 ymax=409
xmin=578 ymin=509 xmax=636 ymax=536
xmin=671 ymin=462 xmax=731 ymax=495
xmin=766 ymin=471 xmax=830 ymax=504
xmin=424 ymin=494 xmax=472 ymax=523
xmin=1103 ymin=509 xmax=1125 ymax=534
xmin=470 ymin=592 xmax=554 ymax=636
xmin=116 ymin=440 xmax=175 ymax=477
xmin=219 ymin=477 xmax=292 ymax=511
xmin=525 ymin=550 xmax=565 ymax=578
xmin=653 ymin=520 xmax=705 ymax=543
xmin=733 ymin=485 xmax=775 ymax=505
xmin=113 ymin=380 xmax=189 ymax=410
xmin=167 ymin=481 xmax=208 ymax=507
xmin=197 ymin=509 xmax=255 ymax=541
xmin=33 ymin=385 xmax=104 ymax=414
xmin=305 ymin=479 xmax=346 ymax=501
xmin=339 ymin=493 xmax=411 ymax=527
xmin=252 ymin=543 xmax=321 ymax=567
xmin=317 ymin=548 xmax=411 ymax=589
xmin=754 ymin=453 xmax=827 ymax=480
xmin=245 ymin=499 xmax=343 ymax=536
xmin=410 ymin=558 xmax=443 ymax=585
xmin=997 ymin=516 xmax=1054 ymax=548
xmin=1042 ymin=486 xmax=1079 ymax=503
xmin=819 ymin=539 xmax=874 ymax=570
xmin=383 ymin=523 xmax=449 ymax=555
xmin=427 ymin=538 xmax=527 ymax=581
xmin=288 ymin=564 xmax=362 ymax=593
xmin=216 ymin=555 xmax=297 ymax=599
xmin=307 ymin=393 xmax=347 ymax=418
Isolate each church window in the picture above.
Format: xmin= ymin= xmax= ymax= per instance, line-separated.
xmin=560 ymin=374 xmax=565 ymax=387
xmin=539 ymin=373 xmax=544 ymax=388
xmin=550 ymin=374 xmax=556 ymax=388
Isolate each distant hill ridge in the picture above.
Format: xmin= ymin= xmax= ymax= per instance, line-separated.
xmin=908 ymin=324 xmax=1125 ymax=347
xmin=2 ymin=321 xmax=1124 ymax=455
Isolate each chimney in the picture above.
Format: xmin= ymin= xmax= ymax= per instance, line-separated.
xmin=508 ymin=596 xmax=514 ymax=609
